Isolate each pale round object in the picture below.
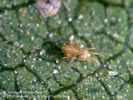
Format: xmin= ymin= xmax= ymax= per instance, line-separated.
xmin=36 ymin=0 xmax=61 ymax=18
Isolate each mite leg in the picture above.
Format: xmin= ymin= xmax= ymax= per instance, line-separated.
xmin=63 ymin=56 xmax=71 ymax=59
xmin=91 ymin=52 xmax=104 ymax=57
xmin=69 ymin=57 xmax=77 ymax=64
xmin=87 ymin=48 xmax=96 ymax=51
xmin=87 ymin=57 xmax=99 ymax=64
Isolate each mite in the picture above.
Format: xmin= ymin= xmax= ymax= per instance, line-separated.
xmin=36 ymin=0 xmax=61 ymax=18
xmin=61 ymin=42 xmax=102 ymax=64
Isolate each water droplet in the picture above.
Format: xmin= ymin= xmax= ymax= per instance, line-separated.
xmin=57 ymin=20 xmax=61 ymax=24
xmin=108 ymin=85 xmax=111 ymax=88
xmin=118 ymin=18 xmax=122 ymax=22
xmin=0 ymin=14 xmax=2 ymax=18
xmin=113 ymin=32 xmax=119 ymax=38
xmin=56 ymin=59 xmax=59 ymax=64
xmin=2 ymin=91 xmax=6 ymax=95
xmin=4 ymin=64 xmax=7 ymax=66
xmin=33 ymin=58 xmax=36 ymax=61
xmin=91 ymin=11 xmax=96 ymax=16
xmin=36 ymin=24 xmax=40 ymax=27
xmin=107 ymin=31 xmax=111 ymax=35
xmin=103 ymin=64 xmax=107 ymax=67
xmin=104 ymin=18 xmax=108 ymax=23
xmin=102 ymin=96 xmax=105 ymax=99
xmin=19 ymin=24 xmax=23 ymax=27
xmin=20 ymin=44 xmax=24 ymax=48
xmin=116 ymin=60 xmax=120 ymax=64
xmin=31 ymin=36 xmax=35 ymax=40
xmin=53 ymin=69 xmax=58 ymax=74
xmin=49 ymin=33 xmax=53 ymax=38
xmin=40 ymin=50 xmax=45 ymax=55
xmin=84 ymin=65 xmax=87 ymax=69
xmin=31 ymin=65 xmax=34 ymax=68
xmin=33 ymin=78 xmax=37 ymax=82
xmin=9 ymin=22 xmax=13 ymax=25
xmin=69 ymin=35 xmax=74 ymax=41
xmin=2 ymin=81 xmax=6 ymax=84
xmin=126 ymin=62 xmax=129 ymax=65
xmin=24 ymin=59 xmax=26 ymax=63
xmin=33 ymin=97 xmax=37 ymax=100
xmin=46 ymin=62 xmax=50 ymax=66
xmin=68 ymin=17 xmax=72 ymax=22
xmin=108 ymin=71 xmax=118 ymax=76
xmin=117 ymin=95 xmax=123 ymax=99
xmin=78 ymin=14 xmax=83 ymax=20
xmin=39 ymin=58 xmax=42 ymax=61
xmin=111 ymin=17 xmax=116 ymax=22
xmin=14 ymin=42 xmax=20 ymax=47
xmin=95 ymin=73 xmax=98 ymax=77
xmin=14 ymin=70 xmax=18 ymax=74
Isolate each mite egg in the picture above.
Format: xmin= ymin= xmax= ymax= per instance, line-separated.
xmin=36 ymin=0 xmax=61 ymax=18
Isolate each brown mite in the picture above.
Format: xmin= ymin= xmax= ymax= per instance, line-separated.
xmin=61 ymin=42 xmax=102 ymax=64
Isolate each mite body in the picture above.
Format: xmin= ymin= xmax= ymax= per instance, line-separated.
xmin=61 ymin=42 xmax=101 ymax=64
xmin=36 ymin=0 xmax=61 ymax=18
